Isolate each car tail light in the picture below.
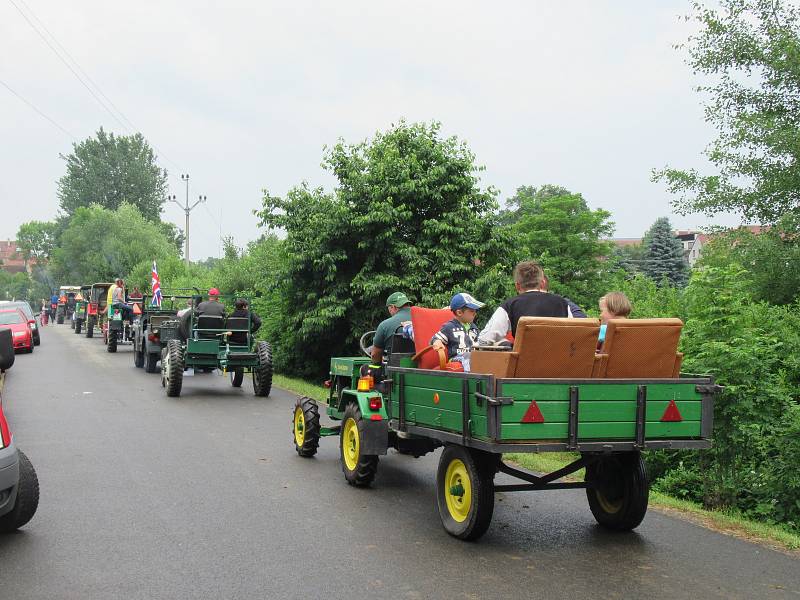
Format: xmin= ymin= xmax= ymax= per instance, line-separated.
xmin=368 ymin=396 xmax=382 ymax=411
xmin=0 ymin=404 xmax=10 ymax=449
xmin=148 ymin=333 xmax=159 ymax=342
xmin=357 ymin=376 xmax=374 ymax=392
xmin=323 ymin=380 xmax=332 ymax=388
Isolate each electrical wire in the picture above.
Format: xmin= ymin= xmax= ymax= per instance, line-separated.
xmin=0 ymin=78 xmax=77 ymax=140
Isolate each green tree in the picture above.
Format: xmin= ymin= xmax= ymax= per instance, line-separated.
xmin=57 ymin=128 xmax=168 ymax=221
xmin=16 ymin=221 xmax=58 ymax=264
xmin=257 ymin=120 xmax=509 ymax=377
xmin=654 ymin=0 xmax=800 ymax=225
xmin=642 ymin=217 xmax=689 ymax=286
xmin=504 ymin=190 xmax=615 ymax=308
xmin=50 ymin=203 xmax=177 ymax=283
xmin=499 ymin=184 xmax=571 ymax=226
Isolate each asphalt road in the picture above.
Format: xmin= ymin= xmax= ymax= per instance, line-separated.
xmin=0 ymin=323 xmax=798 ymax=600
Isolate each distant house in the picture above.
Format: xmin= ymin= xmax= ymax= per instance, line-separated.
xmin=0 ymin=240 xmax=31 ymax=274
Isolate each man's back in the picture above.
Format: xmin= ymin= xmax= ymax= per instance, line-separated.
xmin=196 ymin=300 xmax=226 ymax=317
xmin=502 ymin=291 xmax=569 ymax=336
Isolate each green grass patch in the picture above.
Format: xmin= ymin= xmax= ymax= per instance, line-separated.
xmin=504 ymin=451 xmax=800 ymax=553
xmin=271 ymin=373 xmax=328 ymax=403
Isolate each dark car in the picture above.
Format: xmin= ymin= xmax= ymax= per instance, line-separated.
xmin=0 ymin=374 xmax=40 ymax=532
xmin=0 ymin=301 xmax=40 ymax=346
xmin=0 ymin=310 xmax=33 ymax=353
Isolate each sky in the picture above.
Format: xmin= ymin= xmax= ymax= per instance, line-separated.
xmin=0 ymin=1 xmax=743 ymax=260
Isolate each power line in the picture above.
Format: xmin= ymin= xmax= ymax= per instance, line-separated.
xmin=8 ymin=0 xmax=187 ymax=177
xmin=0 ymin=78 xmax=77 ymax=140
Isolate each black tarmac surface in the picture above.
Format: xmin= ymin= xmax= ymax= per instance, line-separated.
xmin=0 ymin=324 xmax=798 ymax=599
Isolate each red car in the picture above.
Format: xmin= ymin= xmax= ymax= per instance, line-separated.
xmin=0 ymin=309 xmax=34 ymax=353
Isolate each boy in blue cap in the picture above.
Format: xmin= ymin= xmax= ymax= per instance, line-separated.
xmin=430 ymin=293 xmax=485 ymax=371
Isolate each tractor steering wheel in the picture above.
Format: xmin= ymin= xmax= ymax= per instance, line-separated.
xmin=360 ymin=331 xmax=376 ymax=358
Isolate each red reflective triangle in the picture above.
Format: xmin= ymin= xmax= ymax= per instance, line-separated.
xmin=661 ymin=399 xmax=683 ymax=422
xmin=521 ymin=400 xmax=545 ymax=423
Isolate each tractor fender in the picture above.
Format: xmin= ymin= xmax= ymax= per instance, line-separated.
xmin=341 ymin=389 xmax=389 ymax=455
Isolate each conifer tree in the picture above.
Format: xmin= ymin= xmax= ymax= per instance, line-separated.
xmin=643 ymin=217 xmax=689 ymax=287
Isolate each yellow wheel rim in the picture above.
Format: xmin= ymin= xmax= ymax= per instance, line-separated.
xmin=596 ymin=489 xmax=623 ymax=514
xmin=444 ymin=458 xmax=472 ymax=523
xmin=293 ymin=407 xmax=305 ymax=448
xmin=342 ymin=417 xmax=360 ymax=471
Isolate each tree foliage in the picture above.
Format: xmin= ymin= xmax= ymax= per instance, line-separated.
xmin=57 ymin=128 xmax=168 ymax=221
xmin=642 ymin=217 xmax=689 ymax=286
xmin=257 ymin=121 xmax=509 ymax=377
xmin=504 ymin=190 xmax=615 ymax=308
xmin=50 ymin=203 xmax=177 ymax=283
xmin=16 ymin=221 xmax=58 ymax=264
xmin=655 ymin=0 xmax=800 ymax=224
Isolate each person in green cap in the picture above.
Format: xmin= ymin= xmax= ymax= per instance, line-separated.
xmin=371 ymin=291 xmax=412 ymax=364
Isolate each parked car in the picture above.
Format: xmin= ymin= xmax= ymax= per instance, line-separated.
xmin=0 ymin=301 xmax=40 ymax=346
xmin=0 ymin=376 xmax=40 ymax=532
xmin=0 ymin=309 xmax=33 ymax=353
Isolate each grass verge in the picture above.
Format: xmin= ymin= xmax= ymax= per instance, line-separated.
xmin=272 ymin=373 xmax=800 ymax=554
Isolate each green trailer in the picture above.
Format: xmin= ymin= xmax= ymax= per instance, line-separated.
xmin=292 ymin=354 xmax=719 ymax=540
xmin=160 ymin=294 xmax=272 ymax=398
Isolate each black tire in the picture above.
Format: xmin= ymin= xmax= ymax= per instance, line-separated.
xmin=74 ymin=320 xmax=81 ymax=335
xmin=133 ymin=344 xmax=144 ymax=368
xmin=107 ymin=332 xmax=117 ymax=353
xmin=56 ymin=311 xmax=64 ymax=324
xmin=292 ymin=397 xmax=320 ymax=457
xmin=144 ymin=352 xmax=159 ymax=374
xmin=34 ymin=331 xmax=41 ymax=345
xmin=0 ymin=450 xmax=39 ymax=533
xmin=230 ymin=367 xmax=244 ymax=387
xmin=163 ymin=339 xmax=184 ymax=397
xmin=585 ymin=452 xmax=649 ymax=531
xmin=85 ymin=316 xmax=94 ymax=338
xmin=253 ymin=341 xmax=273 ymax=397
xmin=340 ymin=403 xmax=378 ymax=486
xmin=435 ymin=445 xmax=496 ymax=541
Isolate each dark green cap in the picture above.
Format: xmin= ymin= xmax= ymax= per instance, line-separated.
xmin=386 ymin=291 xmax=411 ymax=307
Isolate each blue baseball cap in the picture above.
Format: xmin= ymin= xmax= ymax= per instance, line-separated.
xmin=450 ymin=293 xmax=485 ymax=311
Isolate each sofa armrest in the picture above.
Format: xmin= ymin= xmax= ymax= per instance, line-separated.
xmin=592 ymin=353 xmax=607 ymax=378
xmin=672 ymin=352 xmax=684 ymax=378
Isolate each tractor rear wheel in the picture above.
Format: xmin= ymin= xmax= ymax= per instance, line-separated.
xmin=145 ymin=351 xmax=159 ymax=373
xmin=293 ymin=397 xmax=320 ymax=457
xmin=436 ymin=445 xmax=496 ymax=541
xmin=230 ymin=367 xmax=244 ymax=387
xmin=163 ymin=339 xmax=184 ymax=397
xmin=340 ymin=403 xmax=378 ymax=487
xmin=253 ymin=341 xmax=272 ymax=397
xmin=85 ymin=316 xmax=94 ymax=338
xmin=586 ymin=452 xmax=649 ymax=531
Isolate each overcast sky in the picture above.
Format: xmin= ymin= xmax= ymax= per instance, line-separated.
xmin=1 ymin=1 xmax=742 ymax=260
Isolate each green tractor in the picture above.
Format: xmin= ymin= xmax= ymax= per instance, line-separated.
xmin=72 ymin=285 xmax=92 ymax=334
xmin=161 ymin=295 xmax=272 ymax=398
xmin=291 ymin=309 xmax=721 ymax=540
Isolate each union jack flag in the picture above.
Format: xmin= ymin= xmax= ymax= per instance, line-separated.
xmin=151 ymin=261 xmax=163 ymax=307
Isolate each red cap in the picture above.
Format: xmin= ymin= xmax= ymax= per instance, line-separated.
xmin=208 ymin=288 xmax=220 ymax=296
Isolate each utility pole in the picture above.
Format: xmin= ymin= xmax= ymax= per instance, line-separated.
xmin=168 ymin=173 xmax=206 ymax=266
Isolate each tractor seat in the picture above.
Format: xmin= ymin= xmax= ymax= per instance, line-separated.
xmin=225 ymin=316 xmax=251 ymax=345
xmin=195 ymin=314 xmax=225 ymax=339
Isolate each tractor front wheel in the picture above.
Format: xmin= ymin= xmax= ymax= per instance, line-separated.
xmin=134 ymin=343 xmax=144 ymax=368
xmin=144 ymin=351 xmax=159 ymax=373
xmin=253 ymin=341 xmax=272 ymax=397
xmin=74 ymin=320 xmax=82 ymax=334
xmin=163 ymin=339 xmax=184 ymax=397
xmin=340 ymin=403 xmax=378 ymax=487
xmin=85 ymin=316 xmax=94 ymax=338
xmin=585 ymin=452 xmax=649 ymax=531
xmin=107 ymin=331 xmax=117 ymax=353
xmin=293 ymin=397 xmax=320 ymax=457
xmin=436 ymin=445 xmax=497 ymax=541
xmin=230 ymin=367 xmax=244 ymax=387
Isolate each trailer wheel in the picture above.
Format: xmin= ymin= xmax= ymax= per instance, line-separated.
xmin=586 ymin=452 xmax=649 ymax=531
xmin=436 ymin=445 xmax=495 ymax=541
xmin=144 ymin=352 xmax=159 ymax=374
xmin=340 ymin=403 xmax=378 ymax=486
xmin=163 ymin=339 xmax=184 ymax=397
xmin=85 ymin=316 xmax=94 ymax=338
xmin=253 ymin=341 xmax=272 ymax=397
xmin=230 ymin=367 xmax=244 ymax=387
xmin=0 ymin=450 xmax=39 ymax=533
xmin=293 ymin=396 xmax=320 ymax=457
